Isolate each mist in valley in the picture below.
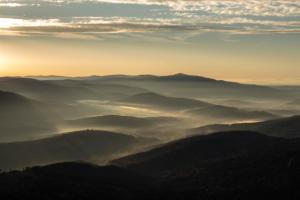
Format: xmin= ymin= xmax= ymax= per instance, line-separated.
xmin=0 ymin=74 xmax=299 ymax=170
xmin=1 ymin=0 xmax=299 ymax=197
xmin=1 ymin=73 xmax=300 ymax=200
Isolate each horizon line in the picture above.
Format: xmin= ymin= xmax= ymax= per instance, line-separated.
xmin=1 ymin=73 xmax=300 ymax=86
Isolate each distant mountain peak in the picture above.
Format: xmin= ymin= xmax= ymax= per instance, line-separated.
xmin=159 ymin=73 xmax=216 ymax=82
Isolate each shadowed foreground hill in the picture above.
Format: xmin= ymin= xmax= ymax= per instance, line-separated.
xmin=112 ymin=131 xmax=300 ymax=199
xmin=112 ymin=131 xmax=286 ymax=176
xmin=0 ymin=162 xmax=153 ymax=200
xmin=0 ymin=90 xmax=56 ymax=142
xmin=1 ymin=131 xmax=300 ymax=199
xmin=187 ymin=115 xmax=300 ymax=138
xmin=0 ymin=130 xmax=157 ymax=170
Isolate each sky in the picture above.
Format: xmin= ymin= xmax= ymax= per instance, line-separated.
xmin=0 ymin=0 xmax=299 ymax=84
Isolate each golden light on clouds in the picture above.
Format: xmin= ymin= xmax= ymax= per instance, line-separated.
xmin=0 ymin=0 xmax=298 ymax=83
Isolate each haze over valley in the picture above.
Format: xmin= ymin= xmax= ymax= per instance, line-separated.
xmin=0 ymin=0 xmax=299 ymax=199
xmin=0 ymin=74 xmax=300 ymax=169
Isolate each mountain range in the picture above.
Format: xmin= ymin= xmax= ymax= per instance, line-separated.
xmin=80 ymin=73 xmax=290 ymax=100
xmin=24 ymin=73 xmax=293 ymax=100
xmin=0 ymin=73 xmax=299 ymax=199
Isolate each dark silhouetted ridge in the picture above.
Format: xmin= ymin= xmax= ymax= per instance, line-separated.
xmin=155 ymin=73 xmax=216 ymax=82
xmin=2 ymin=131 xmax=300 ymax=199
xmin=0 ymin=161 xmax=152 ymax=200
xmin=112 ymin=131 xmax=282 ymax=176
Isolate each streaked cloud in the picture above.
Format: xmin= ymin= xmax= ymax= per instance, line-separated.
xmin=0 ymin=0 xmax=299 ymax=39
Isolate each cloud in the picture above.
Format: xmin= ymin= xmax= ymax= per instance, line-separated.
xmin=0 ymin=0 xmax=299 ymax=39
xmin=3 ymin=17 xmax=299 ymax=36
xmin=39 ymin=0 xmax=299 ymax=17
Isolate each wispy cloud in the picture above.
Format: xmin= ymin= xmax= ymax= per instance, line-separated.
xmin=0 ymin=0 xmax=299 ymax=39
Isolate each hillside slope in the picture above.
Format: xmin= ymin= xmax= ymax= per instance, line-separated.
xmin=187 ymin=115 xmax=300 ymax=138
xmin=0 ymin=90 xmax=56 ymax=142
xmin=2 ymin=132 xmax=300 ymax=199
xmin=0 ymin=130 xmax=156 ymax=170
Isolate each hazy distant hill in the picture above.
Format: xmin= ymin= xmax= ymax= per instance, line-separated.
xmin=1 ymin=75 xmax=291 ymax=105
xmin=65 ymin=115 xmax=179 ymax=129
xmin=0 ymin=130 xmax=157 ymax=170
xmin=287 ymin=99 xmax=300 ymax=107
xmin=120 ymin=92 xmax=276 ymax=121
xmin=0 ymin=77 xmax=152 ymax=104
xmin=82 ymin=73 xmax=288 ymax=100
xmin=47 ymin=79 xmax=149 ymax=99
xmin=12 ymin=74 xmax=295 ymax=101
xmin=78 ymin=73 xmax=232 ymax=83
xmin=211 ymin=99 xmax=263 ymax=109
xmin=275 ymin=86 xmax=300 ymax=98
xmin=186 ymin=104 xmax=276 ymax=120
xmin=120 ymin=92 xmax=211 ymax=110
xmin=63 ymin=115 xmax=183 ymax=139
xmin=0 ymin=77 xmax=100 ymax=102
xmin=0 ymin=90 xmax=56 ymax=142
xmin=26 ymin=75 xmax=70 ymax=80
xmin=187 ymin=115 xmax=300 ymax=138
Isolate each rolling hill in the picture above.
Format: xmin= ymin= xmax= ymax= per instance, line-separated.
xmin=82 ymin=73 xmax=289 ymax=100
xmin=47 ymin=79 xmax=149 ymax=97
xmin=120 ymin=92 xmax=211 ymax=110
xmin=187 ymin=115 xmax=300 ymax=138
xmin=0 ymin=77 xmax=100 ymax=102
xmin=0 ymin=90 xmax=57 ymax=142
xmin=287 ymin=99 xmax=300 ymax=107
xmin=65 ymin=115 xmax=180 ymax=129
xmin=2 ymin=131 xmax=300 ymax=199
xmin=0 ymin=130 xmax=157 ymax=170
xmin=63 ymin=115 xmax=184 ymax=139
xmin=112 ymin=131 xmax=285 ymax=176
xmin=186 ymin=104 xmax=276 ymax=120
xmin=0 ymin=77 xmax=153 ymax=104
xmin=119 ymin=92 xmax=276 ymax=121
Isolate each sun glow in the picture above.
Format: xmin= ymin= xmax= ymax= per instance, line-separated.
xmin=0 ymin=55 xmax=7 ymax=71
xmin=0 ymin=18 xmax=20 ymax=28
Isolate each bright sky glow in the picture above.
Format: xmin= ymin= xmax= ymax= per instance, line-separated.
xmin=0 ymin=0 xmax=299 ymax=83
